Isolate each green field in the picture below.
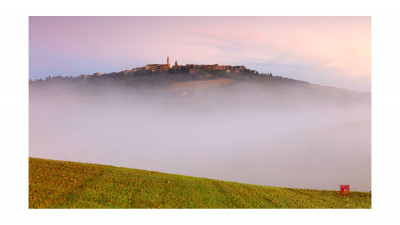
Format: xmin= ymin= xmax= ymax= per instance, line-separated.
xmin=29 ymin=157 xmax=371 ymax=208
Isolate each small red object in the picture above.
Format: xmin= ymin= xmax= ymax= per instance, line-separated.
xmin=340 ymin=185 xmax=350 ymax=195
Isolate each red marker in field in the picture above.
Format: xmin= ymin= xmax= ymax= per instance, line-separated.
xmin=340 ymin=185 xmax=350 ymax=195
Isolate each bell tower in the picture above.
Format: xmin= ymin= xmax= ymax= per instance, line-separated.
xmin=167 ymin=56 xmax=170 ymax=68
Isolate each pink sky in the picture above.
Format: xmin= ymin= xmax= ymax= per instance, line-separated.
xmin=29 ymin=16 xmax=370 ymax=91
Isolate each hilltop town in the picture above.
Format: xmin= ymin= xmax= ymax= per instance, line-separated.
xmin=86 ymin=56 xmax=258 ymax=79
xmin=29 ymin=56 xmax=330 ymax=96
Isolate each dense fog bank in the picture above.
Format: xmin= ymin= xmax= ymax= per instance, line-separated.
xmin=30 ymin=74 xmax=371 ymax=191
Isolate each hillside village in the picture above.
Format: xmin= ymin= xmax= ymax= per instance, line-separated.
xmin=30 ymin=56 xmax=261 ymax=83
xmin=89 ymin=56 xmax=258 ymax=78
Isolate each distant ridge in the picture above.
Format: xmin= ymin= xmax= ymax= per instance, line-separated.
xmin=29 ymin=58 xmax=371 ymax=97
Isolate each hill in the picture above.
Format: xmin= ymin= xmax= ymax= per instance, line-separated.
xmin=29 ymin=157 xmax=371 ymax=208
xmin=29 ymin=69 xmax=370 ymax=113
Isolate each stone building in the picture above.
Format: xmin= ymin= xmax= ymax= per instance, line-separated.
xmin=145 ymin=56 xmax=171 ymax=73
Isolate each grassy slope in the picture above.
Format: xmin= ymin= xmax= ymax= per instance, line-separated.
xmin=29 ymin=157 xmax=371 ymax=208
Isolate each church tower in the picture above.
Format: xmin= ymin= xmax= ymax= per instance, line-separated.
xmin=167 ymin=56 xmax=170 ymax=68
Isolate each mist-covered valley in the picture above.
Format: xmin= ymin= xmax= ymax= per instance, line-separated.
xmin=29 ymin=73 xmax=371 ymax=191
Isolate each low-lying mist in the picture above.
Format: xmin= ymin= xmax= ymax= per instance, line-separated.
xmin=29 ymin=75 xmax=371 ymax=191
